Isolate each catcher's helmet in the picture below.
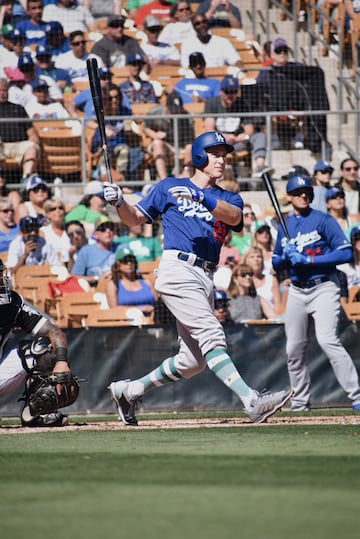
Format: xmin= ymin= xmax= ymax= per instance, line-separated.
xmin=286 ymin=174 xmax=314 ymax=202
xmin=192 ymin=131 xmax=234 ymax=168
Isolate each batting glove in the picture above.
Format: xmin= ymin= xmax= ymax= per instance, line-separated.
xmin=288 ymin=251 xmax=313 ymax=265
xmin=103 ymin=182 xmax=124 ymax=207
xmin=169 ymin=186 xmax=217 ymax=211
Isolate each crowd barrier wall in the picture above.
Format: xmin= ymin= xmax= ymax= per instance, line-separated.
xmin=1 ymin=321 xmax=360 ymax=416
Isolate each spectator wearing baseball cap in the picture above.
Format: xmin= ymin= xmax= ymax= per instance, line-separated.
xmin=70 ymin=212 xmax=118 ymax=285
xmin=175 ymin=51 xmax=221 ymax=104
xmin=326 ymin=186 xmax=354 ymax=233
xmin=311 ymin=159 xmax=334 ymax=213
xmin=134 ymin=0 xmax=173 ymax=29
xmin=44 ymin=21 xmax=70 ymax=56
xmin=25 ymin=74 xmax=71 ymax=120
xmin=119 ymin=53 xmax=157 ymax=104
xmin=34 ymin=43 xmax=72 ymax=90
xmin=204 ymin=75 xmax=270 ymax=177
xmin=16 ymin=52 xmax=63 ymax=104
xmin=7 ymin=212 xmax=59 ymax=274
xmin=64 ymin=180 xmax=110 ymax=237
xmin=213 ymin=289 xmax=233 ymax=325
xmin=141 ymin=15 xmax=181 ymax=69
xmin=105 ymin=244 xmax=158 ymax=310
xmin=15 ymin=174 xmax=49 ymax=225
xmin=91 ymin=13 xmax=146 ymax=68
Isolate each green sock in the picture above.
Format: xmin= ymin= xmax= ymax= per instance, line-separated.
xmin=205 ymin=348 xmax=253 ymax=403
xmin=128 ymin=356 xmax=182 ymax=399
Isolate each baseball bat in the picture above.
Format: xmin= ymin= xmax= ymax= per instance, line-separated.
xmin=261 ymin=170 xmax=290 ymax=240
xmin=86 ymin=57 xmax=113 ymax=183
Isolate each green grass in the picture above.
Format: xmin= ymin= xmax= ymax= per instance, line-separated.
xmin=1 ymin=424 xmax=359 ymax=539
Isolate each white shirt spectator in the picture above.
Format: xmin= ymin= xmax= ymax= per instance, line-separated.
xmin=159 ymin=20 xmax=195 ymax=45
xmin=25 ymin=100 xmax=70 ymax=119
xmin=7 ymin=234 xmax=59 ymax=269
xmin=140 ymin=41 xmax=180 ymax=63
xmin=40 ymin=224 xmax=71 ymax=264
xmin=55 ymin=51 xmax=104 ymax=82
xmin=42 ymin=3 xmax=95 ymax=34
xmin=181 ymin=33 xmax=241 ymax=67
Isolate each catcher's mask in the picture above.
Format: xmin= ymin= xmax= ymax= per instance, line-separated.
xmin=0 ymin=258 xmax=12 ymax=305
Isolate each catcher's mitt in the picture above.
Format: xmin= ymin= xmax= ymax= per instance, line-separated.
xmin=26 ymin=371 xmax=80 ymax=416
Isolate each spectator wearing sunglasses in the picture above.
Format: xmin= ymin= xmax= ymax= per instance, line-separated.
xmin=65 ymin=220 xmax=87 ymax=271
xmin=0 ymin=197 xmax=19 ymax=252
xmin=7 ymin=215 xmax=58 ymax=274
xmin=39 ymin=198 xmax=71 ymax=265
xmin=227 ymin=263 xmax=276 ymax=322
xmin=90 ymin=15 xmax=147 ymax=69
xmin=311 ymin=159 xmax=334 ymax=213
xmin=15 ymin=175 xmax=49 ymax=225
xmin=54 ymin=30 xmax=104 ymax=83
xmin=158 ymin=1 xmax=196 ymax=46
xmin=195 ymin=0 xmax=242 ymax=29
xmin=213 ymin=289 xmax=233 ymax=325
xmin=243 ymin=246 xmax=280 ymax=312
xmin=71 ymin=215 xmax=118 ymax=285
xmin=326 ymin=187 xmax=355 ymax=233
xmin=334 ymin=158 xmax=360 ymax=218
xmin=181 ymin=14 xmax=242 ymax=68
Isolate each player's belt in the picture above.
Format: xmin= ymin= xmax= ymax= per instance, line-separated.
xmin=292 ymin=277 xmax=330 ymax=289
xmin=177 ymin=252 xmax=217 ymax=272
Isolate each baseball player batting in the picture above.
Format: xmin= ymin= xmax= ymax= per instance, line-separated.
xmin=103 ymin=131 xmax=292 ymax=425
xmin=272 ymin=174 xmax=360 ymax=411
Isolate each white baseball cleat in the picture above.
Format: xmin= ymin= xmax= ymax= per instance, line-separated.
xmin=245 ymin=388 xmax=293 ymax=423
xmin=108 ymin=380 xmax=138 ymax=426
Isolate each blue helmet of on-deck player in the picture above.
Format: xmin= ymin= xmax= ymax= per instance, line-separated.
xmin=191 ymin=131 xmax=234 ymax=169
xmin=286 ymin=174 xmax=314 ymax=201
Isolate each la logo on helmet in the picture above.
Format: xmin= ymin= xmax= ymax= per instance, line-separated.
xmin=215 ymin=132 xmax=225 ymax=144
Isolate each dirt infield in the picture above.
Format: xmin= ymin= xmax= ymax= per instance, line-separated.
xmin=1 ymin=413 xmax=360 ymax=434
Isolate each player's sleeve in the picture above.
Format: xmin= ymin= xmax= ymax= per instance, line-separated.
xmin=135 ymin=183 xmax=165 ymax=222
xmin=314 ymin=215 xmax=354 ymax=266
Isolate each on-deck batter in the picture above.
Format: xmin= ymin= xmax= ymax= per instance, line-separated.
xmin=272 ymin=174 xmax=360 ymax=411
xmin=103 ymin=131 xmax=292 ymax=425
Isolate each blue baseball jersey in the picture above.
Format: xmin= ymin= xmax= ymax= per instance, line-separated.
xmin=175 ymin=77 xmax=221 ymax=104
xmin=136 ymin=177 xmax=243 ymax=263
xmin=272 ymin=208 xmax=353 ymax=282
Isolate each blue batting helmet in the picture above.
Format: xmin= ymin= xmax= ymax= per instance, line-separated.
xmin=286 ymin=174 xmax=314 ymax=201
xmin=192 ymin=131 xmax=234 ymax=168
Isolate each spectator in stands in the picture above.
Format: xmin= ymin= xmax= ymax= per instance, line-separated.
xmin=55 ymin=30 xmax=104 ymax=83
xmin=213 ymin=289 xmax=233 ymax=325
xmin=256 ymin=37 xmax=331 ymax=156
xmin=204 ymin=75 xmax=269 ymax=176
xmin=90 ymin=83 xmax=144 ymax=183
xmin=24 ymin=77 xmax=70 ymax=119
xmin=175 ymin=51 xmax=221 ymax=104
xmin=15 ymin=174 xmax=49 ymax=225
xmin=42 ymin=0 xmax=96 ymax=34
xmin=334 ymin=157 xmax=360 ymax=218
xmin=64 ymin=180 xmax=109 ymax=238
xmin=119 ymin=53 xmax=157 ymax=104
xmin=43 ymin=21 xmax=70 ymax=57
xmin=114 ymin=222 xmax=162 ymax=262
xmin=0 ymin=78 xmax=40 ymax=181
xmin=7 ymin=214 xmax=58 ymax=273
xmin=134 ymin=0 xmax=173 ymax=29
xmin=65 ymin=220 xmax=87 ymax=271
xmin=105 ymin=246 xmax=158 ymax=310
xmin=140 ymin=15 xmax=181 ymax=68
xmin=338 ymin=225 xmax=360 ymax=288
xmin=180 ymin=14 xmax=242 ymax=68
xmin=67 ymin=66 xmax=113 ymax=118
xmin=311 ymin=159 xmax=334 ymax=213
xmin=0 ymin=196 xmax=18 ymax=252
xmin=229 ymin=202 xmax=256 ymax=255
xmin=326 ymin=186 xmax=355 ymax=233
xmin=34 ymin=43 xmax=72 ymax=91
xmin=195 ymin=0 xmax=242 ymax=29
xmin=91 ymin=14 xmax=147 ymax=69
xmin=0 ymin=27 xmax=31 ymax=70
xmin=0 ymin=0 xmax=18 ymax=27
xmin=243 ymin=246 xmax=280 ymax=312
xmin=143 ymin=90 xmax=194 ymax=179
xmin=158 ymin=1 xmax=195 ymax=45
xmin=39 ymin=198 xmax=71 ymax=265
xmin=252 ymin=223 xmax=273 ymax=275
xmin=0 ymin=166 xmax=21 ymax=209
xmin=16 ymin=0 xmax=47 ymax=47
xmin=16 ymin=52 xmax=63 ymax=106
xmin=227 ymin=263 xmax=276 ymax=322
xmin=70 ymin=215 xmax=119 ymax=286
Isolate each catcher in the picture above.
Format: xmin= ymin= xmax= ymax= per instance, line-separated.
xmin=0 ymin=258 xmax=79 ymax=427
